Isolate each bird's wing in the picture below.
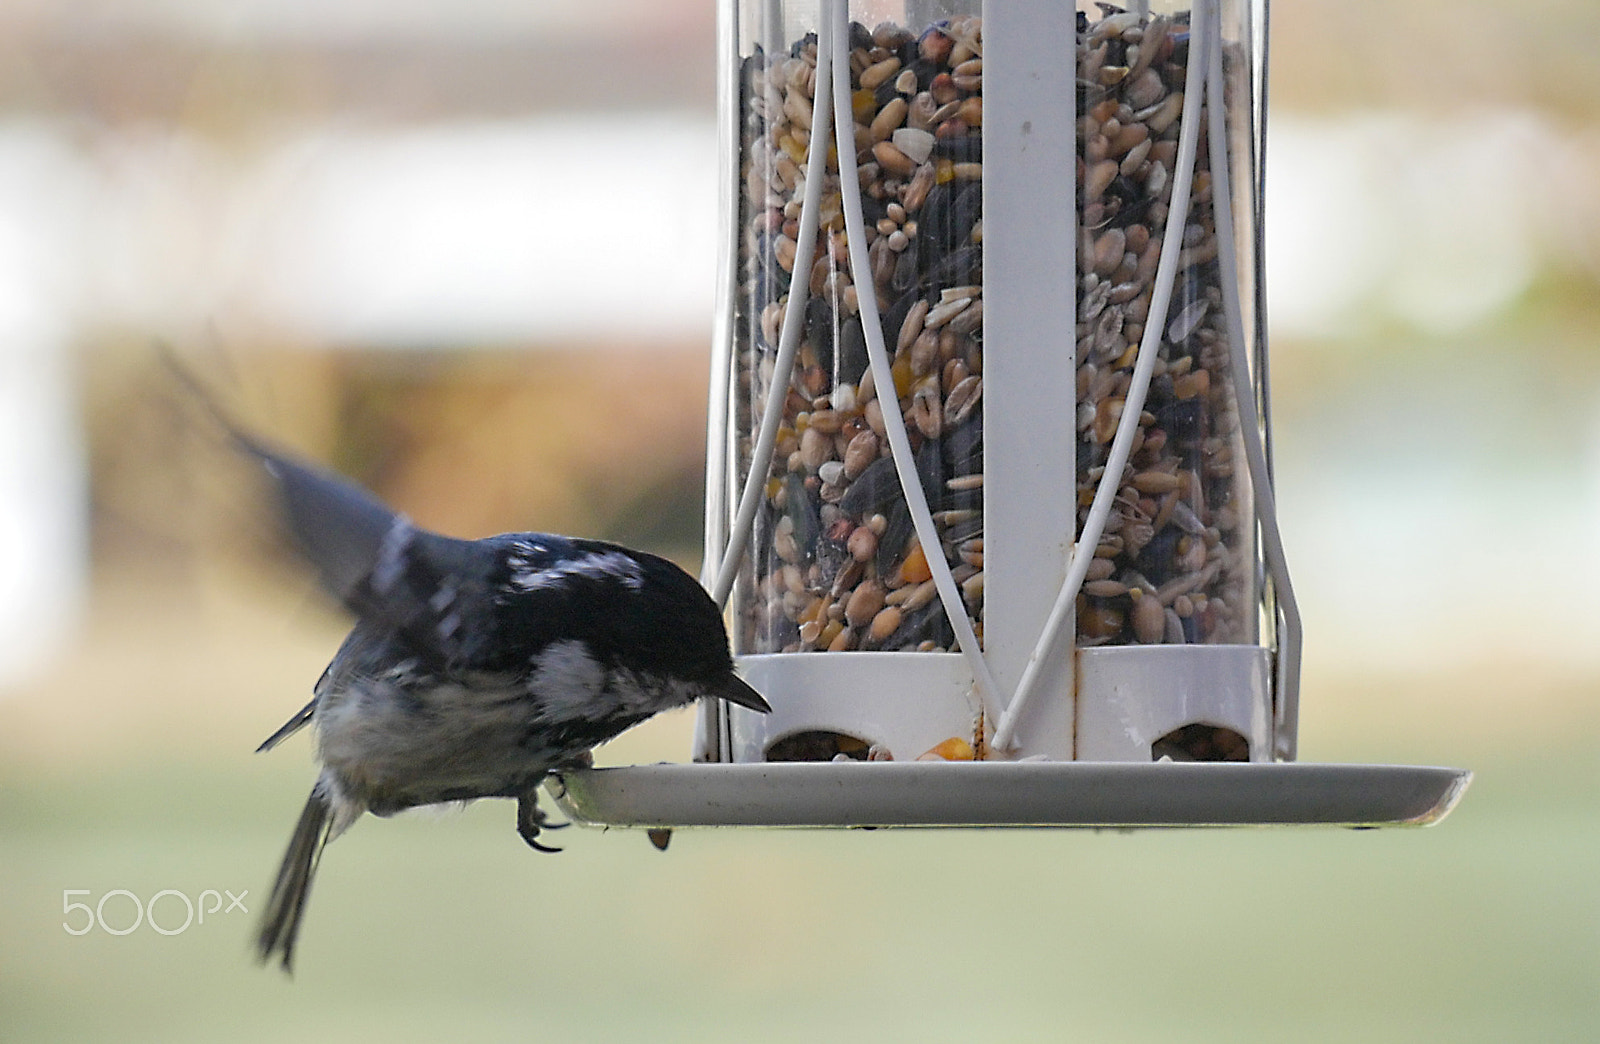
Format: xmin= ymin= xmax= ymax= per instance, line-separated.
xmin=167 ymin=356 xmax=435 ymax=620
xmin=242 ymin=440 xmax=407 ymax=613
xmin=169 ymin=357 xmax=426 ymax=618
xmin=230 ymin=435 xmax=500 ymax=668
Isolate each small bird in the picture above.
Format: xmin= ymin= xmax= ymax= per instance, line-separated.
xmin=230 ymin=427 xmax=769 ymax=972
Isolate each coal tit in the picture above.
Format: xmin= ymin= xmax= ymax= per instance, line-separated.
xmin=236 ymin=432 xmax=769 ymax=972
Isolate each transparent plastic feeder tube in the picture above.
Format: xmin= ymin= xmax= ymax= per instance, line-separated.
xmin=699 ymin=0 xmax=1298 ymax=766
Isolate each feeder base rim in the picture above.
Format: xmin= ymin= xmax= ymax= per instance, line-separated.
xmin=546 ymin=761 xmax=1471 ymax=830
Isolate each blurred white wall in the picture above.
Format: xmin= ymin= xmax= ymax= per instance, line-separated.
xmin=88 ymin=116 xmax=719 ymax=344
xmin=0 ymin=126 xmax=88 ymax=691
xmin=1269 ymin=111 xmax=1598 ymax=337
xmin=48 ymin=0 xmax=676 ymax=43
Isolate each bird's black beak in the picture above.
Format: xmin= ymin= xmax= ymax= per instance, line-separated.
xmin=719 ymin=676 xmax=772 ymax=713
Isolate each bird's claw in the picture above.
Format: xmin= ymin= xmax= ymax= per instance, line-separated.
xmin=516 ymin=790 xmax=567 ymax=853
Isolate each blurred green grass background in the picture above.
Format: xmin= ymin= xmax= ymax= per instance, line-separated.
xmin=2 ymin=723 xmax=1595 ymax=1040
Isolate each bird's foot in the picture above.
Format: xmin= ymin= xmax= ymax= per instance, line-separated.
xmin=516 ymin=790 xmax=568 ymax=853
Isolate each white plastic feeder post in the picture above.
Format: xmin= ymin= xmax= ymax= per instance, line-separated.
xmin=978 ymin=0 xmax=1080 ymax=758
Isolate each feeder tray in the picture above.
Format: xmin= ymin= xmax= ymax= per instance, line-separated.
xmin=548 ymin=762 xmax=1470 ymax=830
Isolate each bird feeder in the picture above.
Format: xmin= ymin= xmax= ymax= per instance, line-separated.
xmin=550 ymin=0 xmax=1470 ymax=829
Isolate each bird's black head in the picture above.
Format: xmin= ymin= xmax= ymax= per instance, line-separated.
xmin=483 ymin=535 xmax=769 ymax=712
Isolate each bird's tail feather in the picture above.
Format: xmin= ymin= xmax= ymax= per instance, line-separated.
xmin=256 ymin=698 xmax=317 ymax=753
xmin=256 ymin=786 xmax=334 ymax=973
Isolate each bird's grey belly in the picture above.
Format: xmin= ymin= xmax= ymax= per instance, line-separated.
xmin=315 ymin=679 xmax=565 ymax=814
xmin=312 ymin=649 xmax=702 ymax=815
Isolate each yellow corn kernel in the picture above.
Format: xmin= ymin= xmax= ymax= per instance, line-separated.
xmin=890 ymin=357 xmax=914 ymax=398
xmin=917 ymin=737 xmax=976 ymax=761
xmin=899 ymin=542 xmax=933 ymax=584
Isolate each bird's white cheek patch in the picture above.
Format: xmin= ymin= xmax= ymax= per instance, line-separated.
xmin=528 ymin=639 xmax=607 ymax=719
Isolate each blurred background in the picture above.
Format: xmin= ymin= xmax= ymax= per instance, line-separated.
xmin=1 ymin=0 xmax=1596 ymax=1039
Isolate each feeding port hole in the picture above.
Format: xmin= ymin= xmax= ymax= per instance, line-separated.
xmin=765 ymin=730 xmax=873 ymax=762
xmin=1151 ymin=724 xmax=1250 ymax=762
